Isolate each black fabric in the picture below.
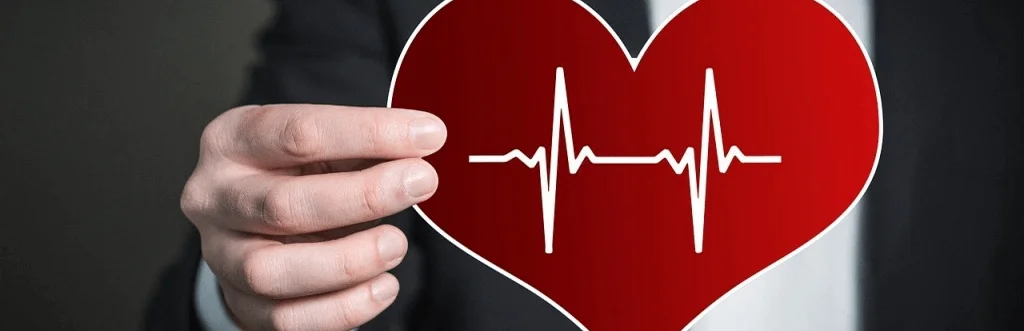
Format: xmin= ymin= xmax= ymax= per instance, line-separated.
xmin=143 ymin=227 xmax=203 ymax=331
xmin=862 ymin=0 xmax=1023 ymax=330
xmin=143 ymin=0 xmax=1023 ymax=330
xmin=585 ymin=0 xmax=652 ymax=57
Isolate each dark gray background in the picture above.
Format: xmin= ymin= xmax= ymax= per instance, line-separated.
xmin=1 ymin=1 xmax=1021 ymax=331
xmin=0 ymin=1 xmax=270 ymax=329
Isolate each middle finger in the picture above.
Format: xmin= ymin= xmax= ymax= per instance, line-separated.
xmin=215 ymin=158 xmax=437 ymax=235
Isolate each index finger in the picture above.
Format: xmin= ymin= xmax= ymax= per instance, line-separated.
xmin=229 ymin=104 xmax=447 ymax=168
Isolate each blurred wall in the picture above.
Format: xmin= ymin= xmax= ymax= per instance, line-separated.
xmin=0 ymin=1 xmax=270 ymax=329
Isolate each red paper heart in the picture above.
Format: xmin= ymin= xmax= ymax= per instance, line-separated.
xmin=388 ymin=0 xmax=881 ymax=329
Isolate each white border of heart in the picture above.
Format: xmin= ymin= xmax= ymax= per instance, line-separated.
xmin=387 ymin=0 xmax=884 ymax=329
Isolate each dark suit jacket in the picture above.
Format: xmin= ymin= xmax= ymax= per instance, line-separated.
xmin=143 ymin=0 xmax=1022 ymax=330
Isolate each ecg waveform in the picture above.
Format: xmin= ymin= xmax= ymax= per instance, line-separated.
xmin=468 ymin=67 xmax=781 ymax=254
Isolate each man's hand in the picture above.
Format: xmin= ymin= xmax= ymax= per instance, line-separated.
xmin=180 ymin=104 xmax=447 ymax=330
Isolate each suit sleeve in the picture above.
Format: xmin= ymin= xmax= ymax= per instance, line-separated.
xmin=141 ymin=1 xmax=407 ymax=330
xmin=142 ymin=228 xmax=204 ymax=331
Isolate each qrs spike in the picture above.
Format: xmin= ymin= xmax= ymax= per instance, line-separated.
xmin=468 ymin=67 xmax=781 ymax=254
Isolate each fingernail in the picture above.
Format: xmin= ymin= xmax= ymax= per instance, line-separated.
xmin=377 ymin=229 xmax=406 ymax=265
xmin=403 ymin=163 xmax=437 ymax=199
xmin=408 ymin=117 xmax=446 ymax=150
xmin=370 ymin=275 xmax=399 ymax=302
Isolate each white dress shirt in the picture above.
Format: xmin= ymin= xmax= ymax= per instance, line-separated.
xmin=196 ymin=0 xmax=872 ymax=329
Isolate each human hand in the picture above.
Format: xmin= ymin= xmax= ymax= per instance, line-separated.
xmin=180 ymin=104 xmax=446 ymax=330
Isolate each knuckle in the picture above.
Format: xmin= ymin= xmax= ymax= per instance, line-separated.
xmin=335 ymin=248 xmax=362 ymax=282
xmin=198 ymin=118 xmax=229 ymax=152
xmin=280 ymin=113 xmax=321 ymax=160
xmin=179 ymin=180 xmax=209 ymax=221
xmin=240 ymin=249 xmax=282 ymax=297
xmin=262 ymin=184 xmax=302 ymax=233
xmin=200 ymin=105 xmax=257 ymax=153
xmin=358 ymin=177 xmax=389 ymax=220
xmin=363 ymin=112 xmax=391 ymax=156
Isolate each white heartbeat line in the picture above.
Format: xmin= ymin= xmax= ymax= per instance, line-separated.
xmin=468 ymin=67 xmax=781 ymax=254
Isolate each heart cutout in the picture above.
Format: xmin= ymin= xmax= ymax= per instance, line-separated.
xmin=388 ymin=0 xmax=881 ymax=329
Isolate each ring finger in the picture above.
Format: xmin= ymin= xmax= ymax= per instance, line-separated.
xmin=221 ymin=272 xmax=400 ymax=331
xmin=205 ymin=224 xmax=408 ymax=300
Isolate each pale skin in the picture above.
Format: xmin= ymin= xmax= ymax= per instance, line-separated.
xmin=180 ymin=104 xmax=447 ymax=330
